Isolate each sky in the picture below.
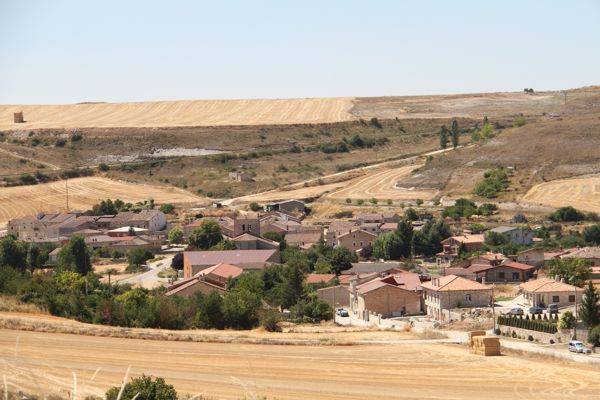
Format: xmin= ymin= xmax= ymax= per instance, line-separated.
xmin=0 ymin=1 xmax=599 ymax=104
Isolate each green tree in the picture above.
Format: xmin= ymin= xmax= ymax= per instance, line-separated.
xmin=58 ymin=235 xmax=92 ymax=274
xmin=589 ymin=326 xmax=600 ymax=347
xmin=451 ymin=119 xmax=459 ymax=148
xmin=372 ymin=232 xmax=403 ymax=260
xmin=210 ymin=239 xmax=237 ymax=250
xmin=249 ymin=202 xmax=262 ymax=212
xmin=549 ymin=206 xmax=585 ymax=222
xmin=559 ymin=310 xmax=576 ymax=329
xmin=167 ymin=226 xmax=183 ymax=244
xmin=548 ymin=258 xmax=591 ymax=287
xmin=0 ymin=236 xmax=28 ymax=272
xmin=106 ymin=375 xmax=178 ymax=400
xmin=26 ymin=244 xmax=41 ymax=271
xmin=127 ymin=248 xmax=154 ymax=270
xmin=396 ymin=219 xmax=414 ymax=258
xmin=329 ymin=246 xmax=357 ymax=274
xmin=485 ymin=231 xmax=508 ymax=246
xmin=159 ymin=203 xmax=175 ymax=214
xmin=439 ymin=125 xmax=448 ymax=149
xmin=222 ymin=287 xmax=262 ymax=329
xmin=188 ymin=220 xmax=223 ymax=249
xmin=579 ymin=280 xmax=600 ymax=328
xmin=403 ymin=207 xmax=419 ymax=221
xmin=583 ymin=224 xmax=600 ymax=245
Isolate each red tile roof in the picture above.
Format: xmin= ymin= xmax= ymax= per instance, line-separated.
xmin=305 ymin=274 xmax=336 ymax=284
xmin=420 ymin=275 xmax=490 ymax=292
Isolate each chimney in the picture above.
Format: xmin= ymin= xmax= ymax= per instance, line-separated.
xmin=432 ymin=277 xmax=440 ymax=287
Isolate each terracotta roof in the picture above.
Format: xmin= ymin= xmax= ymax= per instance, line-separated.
xmin=197 ymin=263 xmax=243 ymax=279
xmin=420 ymin=275 xmax=490 ymax=292
xmin=285 ymin=230 xmax=323 ymax=245
xmin=562 ymin=247 xmax=600 ymax=260
xmin=381 ymin=271 xmax=422 ymax=291
xmin=519 ymin=278 xmax=584 ymax=293
xmin=344 ymin=262 xmax=402 ymax=275
xmin=356 ymin=279 xmax=389 ymax=294
xmin=443 ymin=234 xmax=485 ymax=244
xmin=305 ymin=274 xmax=336 ymax=284
xmin=501 ymin=260 xmax=537 ymax=271
xmin=184 ymin=249 xmax=278 ymax=268
xmin=231 ymin=233 xmax=279 ymax=247
xmin=476 ymin=252 xmax=507 ymax=261
xmin=380 ymin=222 xmax=398 ymax=231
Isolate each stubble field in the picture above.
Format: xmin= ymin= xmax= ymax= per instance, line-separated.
xmin=0 ymin=176 xmax=205 ymax=227
xmin=521 ymin=175 xmax=600 ymax=213
xmin=1 ymin=329 xmax=599 ymax=400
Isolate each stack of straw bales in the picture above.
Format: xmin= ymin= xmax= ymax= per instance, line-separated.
xmin=471 ymin=335 xmax=501 ymax=356
xmin=14 ymin=112 xmax=24 ymax=123
xmin=468 ymin=330 xmax=486 ymax=346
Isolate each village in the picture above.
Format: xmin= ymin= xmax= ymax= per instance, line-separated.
xmin=4 ymin=191 xmax=600 ymax=359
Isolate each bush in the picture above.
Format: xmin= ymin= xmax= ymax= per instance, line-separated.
xmin=473 ymin=168 xmax=509 ymax=198
xmin=159 ymin=203 xmax=175 ymax=214
xmin=55 ymin=138 xmax=67 ymax=147
xmin=249 ymin=202 xmax=262 ymax=212
xmin=98 ymin=163 xmax=110 ymax=172
xmin=70 ymin=132 xmax=83 ymax=142
xmin=559 ymin=311 xmax=576 ymax=329
xmin=514 ymin=116 xmax=526 ymax=127
xmin=548 ymin=206 xmax=586 ymax=222
xmin=261 ymin=310 xmax=282 ymax=332
xmin=106 ymin=375 xmax=178 ymax=400
xmin=589 ymin=326 xmax=600 ymax=347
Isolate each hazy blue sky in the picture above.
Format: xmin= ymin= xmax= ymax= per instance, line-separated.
xmin=1 ymin=1 xmax=599 ymax=103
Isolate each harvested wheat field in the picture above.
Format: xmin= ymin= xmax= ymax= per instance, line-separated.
xmin=326 ymin=164 xmax=438 ymax=202
xmin=521 ymin=175 xmax=600 ymax=213
xmin=0 ymin=177 xmax=204 ymax=227
xmin=0 ymin=98 xmax=355 ymax=129
xmin=2 ymin=329 xmax=600 ymax=400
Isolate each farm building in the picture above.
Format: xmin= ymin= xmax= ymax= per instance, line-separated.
xmin=265 ymin=199 xmax=306 ymax=214
xmin=229 ymin=171 xmax=253 ymax=182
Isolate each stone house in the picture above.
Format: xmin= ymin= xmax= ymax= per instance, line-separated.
xmin=336 ymin=229 xmax=377 ymax=253
xmin=471 ymin=260 xmax=536 ymax=283
xmin=420 ymin=275 xmax=492 ymax=321
xmin=166 ymin=263 xmax=243 ymax=297
xmin=183 ymin=249 xmax=280 ymax=278
xmin=285 ymin=229 xmax=323 ymax=249
xmin=561 ymin=247 xmax=600 ymax=266
xmin=231 ymin=233 xmax=279 ymax=250
xmin=515 ymin=247 xmax=545 ymax=268
xmin=349 ymin=272 xmax=422 ymax=318
xmin=229 ymin=171 xmax=253 ymax=182
xmin=520 ymin=278 xmax=584 ymax=308
xmin=437 ymin=234 xmax=485 ymax=263
xmin=265 ymin=199 xmax=306 ymax=214
xmin=488 ymin=226 xmax=533 ymax=245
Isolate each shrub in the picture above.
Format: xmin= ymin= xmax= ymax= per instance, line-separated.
xmin=261 ymin=310 xmax=282 ymax=332
xmin=345 ymin=198 xmax=352 ymax=204
xmin=98 ymin=163 xmax=110 ymax=172
xmin=589 ymin=326 xmax=600 ymax=347
xmin=473 ymin=168 xmax=509 ymax=198
xmin=55 ymin=138 xmax=67 ymax=147
xmin=415 ymin=199 xmax=423 ymax=206
xmin=369 ymin=198 xmax=378 ymax=205
xmin=548 ymin=206 xmax=585 ymax=222
xmin=106 ymin=375 xmax=178 ymax=400
xmin=70 ymin=132 xmax=83 ymax=142
xmin=249 ymin=202 xmax=262 ymax=212
xmin=514 ymin=116 xmax=526 ymax=127
xmin=159 ymin=203 xmax=175 ymax=214
xmin=559 ymin=311 xmax=576 ymax=329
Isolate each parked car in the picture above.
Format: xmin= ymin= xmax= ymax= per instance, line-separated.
xmin=568 ymin=340 xmax=591 ymax=354
xmin=529 ymin=306 xmax=543 ymax=315
xmin=505 ymin=307 xmax=524 ymax=316
xmin=336 ymin=308 xmax=349 ymax=317
xmin=547 ymin=303 xmax=559 ymax=314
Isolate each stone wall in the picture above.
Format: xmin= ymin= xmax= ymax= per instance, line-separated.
xmin=498 ymin=324 xmax=572 ymax=344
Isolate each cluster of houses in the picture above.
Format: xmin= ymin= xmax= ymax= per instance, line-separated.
xmin=6 ymin=210 xmax=168 ymax=259
xmin=6 ymin=198 xmax=599 ymax=325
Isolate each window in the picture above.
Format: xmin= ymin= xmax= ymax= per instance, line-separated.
xmin=499 ymin=272 xmax=505 ymax=279
xmin=552 ymin=295 xmax=559 ymax=303
xmin=465 ymin=294 xmax=472 ymax=302
xmin=569 ymin=295 xmax=575 ymax=302
xmin=512 ymin=272 xmax=519 ymax=280
xmin=248 ymin=224 xmax=252 ymax=230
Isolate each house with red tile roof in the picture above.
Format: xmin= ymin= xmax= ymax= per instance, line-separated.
xmin=166 ymin=263 xmax=243 ymax=297
xmin=183 ymin=249 xmax=280 ymax=278
xmin=520 ymin=277 xmax=584 ymax=308
xmin=305 ymin=273 xmax=336 ymax=285
xmin=421 ymin=275 xmax=492 ymax=321
xmin=349 ymin=271 xmax=422 ymax=318
xmin=437 ymin=234 xmax=485 ymax=263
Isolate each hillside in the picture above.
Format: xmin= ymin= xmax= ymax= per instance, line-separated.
xmin=2 ymin=88 xmax=595 ymax=130
xmin=402 ymin=92 xmax=600 ymax=208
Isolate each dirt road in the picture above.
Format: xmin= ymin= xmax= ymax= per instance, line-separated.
xmin=1 ymin=329 xmax=599 ymax=400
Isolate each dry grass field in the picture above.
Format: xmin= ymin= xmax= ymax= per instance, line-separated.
xmin=0 ymin=98 xmax=356 ymax=129
xmin=2 ymin=329 xmax=599 ymax=400
xmin=0 ymin=177 xmax=205 ymax=228
xmin=521 ymin=175 xmax=600 ymax=213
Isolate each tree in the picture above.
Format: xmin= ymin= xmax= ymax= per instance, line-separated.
xmin=559 ymin=310 xmax=576 ymax=329
xmin=372 ymin=232 xmax=403 ymax=260
xmin=58 ymin=235 xmax=92 ymax=275
xmin=159 ymin=203 xmax=175 ymax=214
xmin=329 ymin=246 xmax=357 ymax=274
xmin=396 ymin=219 xmax=413 ymax=258
xmin=549 ymin=206 xmax=585 ymax=222
xmin=170 ymin=252 xmax=184 ymax=270
xmin=589 ymin=326 xmax=600 ymax=347
xmin=249 ymin=202 xmax=262 ymax=212
xmin=451 ymin=119 xmax=459 ymax=148
xmin=439 ymin=125 xmax=448 ymax=149
xmin=210 ymin=239 xmax=237 ymax=250
xmin=548 ymin=258 xmax=591 ymax=287
xmin=127 ymin=248 xmax=153 ymax=270
xmin=403 ymin=207 xmax=419 ymax=221
xmin=26 ymin=245 xmax=41 ymax=271
xmin=579 ymin=280 xmax=600 ymax=328
xmin=222 ymin=286 xmax=261 ymax=329
xmin=0 ymin=236 xmax=28 ymax=272
xmin=485 ymin=231 xmax=508 ymax=247
xmin=167 ymin=226 xmax=183 ymax=244
xmin=583 ymin=224 xmax=600 ymax=245
xmin=106 ymin=375 xmax=178 ymax=400
xmin=188 ymin=220 xmax=223 ymax=249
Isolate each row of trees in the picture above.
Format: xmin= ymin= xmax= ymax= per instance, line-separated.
xmin=439 ymin=119 xmax=460 ymax=149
